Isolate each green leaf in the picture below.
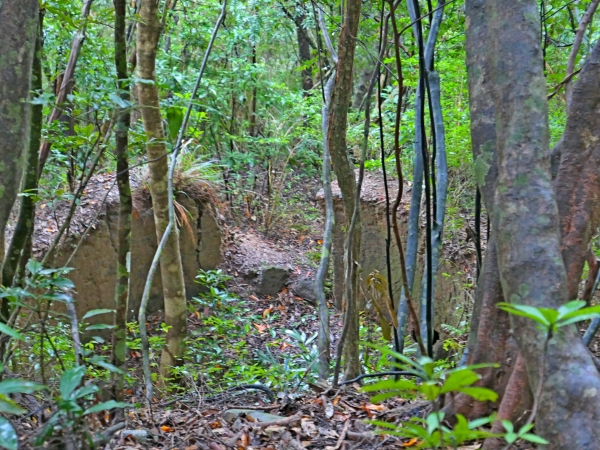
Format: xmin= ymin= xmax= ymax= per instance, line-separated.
xmin=0 ymin=379 xmax=45 ymax=395
xmin=85 ymin=324 xmax=115 ymax=331
xmin=361 ymin=378 xmax=418 ymax=393
xmin=521 ymin=433 xmax=549 ymax=444
xmin=84 ymin=400 xmax=129 ymax=415
xmin=557 ymin=300 xmax=586 ymax=317
xmin=166 ymin=106 xmax=185 ymax=142
xmin=497 ymin=303 xmax=550 ymax=328
xmin=60 ymin=366 xmax=85 ymax=399
xmin=73 ymin=384 xmax=99 ymax=399
xmin=26 ymin=259 xmax=42 ymax=275
xmin=458 ymin=386 xmax=498 ymax=402
xmin=52 ymin=278 xmax=75 ymax=289
xmin=82 ymin=309 xmax=115 ymax=320
xmin=0 ymin=395 xmax=26 ymax=415
xmin=109 ymin=92 xmax=130 ymax=109
xmin=88 ymin=356 xmax=125 ymax=374
xmin=558 ymin=305 xmax=600 ymax=326
xmin=0 ymin=324 xmax=24 ymax=342
xmin=501 ymin=420 xmax=514 ymax=434
xmin=440 ymin=369 xmax=480 ymax=394
xmin=0 ymin=417 xmax=17 ymax=450
xmin=469 ymin=416 xmax=494 ymax=429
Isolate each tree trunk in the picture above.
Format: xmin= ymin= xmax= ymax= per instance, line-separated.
xmin=2 ymin=9 xmax=43 ymax=291
xmin=553 ymin=37 xmax=600 ymax=302
xmin=295 ymin=9 xmax=313 ymax=93
xmin=137 ymin=0 xmax=187 ymax=378
xmin=328 ymin=0 xmax=362 ymax=380
xmin=0 ymin=0 xmax=38 ymax=251
xmin=111 ymin=0 xmax=133 ymax=405
xmin=448 ymin=3 xmax=600 ymax=448
xmin=487 ymin=0 xmax=600 ymax=446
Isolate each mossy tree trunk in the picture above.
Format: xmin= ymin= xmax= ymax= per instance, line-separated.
xmin=111 ymin=0 xmax=133 ymax=404
xmin=446 ymin=1 xmax=600 ymax=448
xmin=327 ymin=0 xmax=362 ymax=381
xmin=1 ymin=9 xmax=43 ymax=294
xmin=137 ymin=0 xmax=187 ymax=379
xmin=0 ymin=0 xmax=39 ymax=266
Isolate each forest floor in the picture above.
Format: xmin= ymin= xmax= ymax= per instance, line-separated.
xmin=4 ymin=168 xmax=550 ymax=449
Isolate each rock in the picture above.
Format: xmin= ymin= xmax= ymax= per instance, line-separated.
xmin=222 ymin=409 xmax=286 ymax=424
xmin=257 ymin=266 xmax=289 ymax=295
xmin=121 ymin=430 xmax=149 ymax=443
xmin=290 ymin=277 xmax=316 ymax=301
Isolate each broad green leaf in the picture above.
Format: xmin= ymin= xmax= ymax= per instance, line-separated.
xmin=84 ymin=400 xmax=129 ymax=415
xmin=0 ymin=324 xmax=24 ymax=342
xmin=166 ymin=106 xmax=185 ymax=142
xmin=0 ymin=417 xmax=17 ymax=450
xmin=0 ymin=395 xmax=26 ymax=415
xmin=557 ymin=300 xmax=586 ymax=317
xmin=88 ymin=356 xmax=125 ymax=374
xmin=558 ymin=305 xmax=600 ymax=326
xmin=537 ymin=307 xmax=560 ymax=325
xmin=109 ymin=92 xmax=130 ymax=109
xmin=425 ymin=412 xmax=444 ymax=434
xmin=469 ymin=416 xmax=494 ymax=429
xmin=501 ymin=420 xmax=514 ymax=434
xmin=73 ymin=384 xmax=99 ymax=399
xmin=52 ymin=278 xmax=75 ymax=289
xmin=26 ymin=259 xmax=42 ymax=276
xmin=521 ymin=433 xmax=549 ymax=444
xmin=419 ymin=383 xmax=441 ymax=401
xmin=497 ymin=303 xmax=550 ymax=328
xmin=60 ymin=366 xmax=85 ymax=399
xmin=459 ymin=386 xmax=498 ymax=402
xmin=82 ymin=309 xmax=115 ymax=320
xmin=440 ymin=369 xmax=480 ymax=394
xmin=0 ymin=379 xmax=45 ymax=395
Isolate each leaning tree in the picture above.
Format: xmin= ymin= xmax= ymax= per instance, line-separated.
xmin=444 ymin=0 xmax=600 ymax=448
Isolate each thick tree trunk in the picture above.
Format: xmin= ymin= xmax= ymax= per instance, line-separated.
xmin=553 ymin=38 xmax=600 ymax=301
xmin=137 ymin=0 xmax=187 ymax=378
xmin=112 ymin=0 xmax=133 ymax=404
xmin=328 ymin=0 xmax=362 ymax=380
xmin=2 ymin=10 xmax=43 ymax=291
xmin=0 ymin=0 xmax=38 ymax=251
xmin=488 ymin=0 xmax=600 ymax=447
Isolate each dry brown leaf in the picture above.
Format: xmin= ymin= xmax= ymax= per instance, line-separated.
xmin=254 ymin=323 xmax=267 ymax=333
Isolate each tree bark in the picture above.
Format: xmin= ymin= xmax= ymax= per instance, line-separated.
xmin=488 ymin=0 xmax=600 ymax=447
xmin=295 ymin=8 xmax=313 ymax=92
xmin=0 ymin=0 xmax=38 ymax=251
xmin=553 ymin=38 xmax=600 ymax=302
xmin=137 ymin=0 xmax=187 ymax=378
xmin=111 ymin=0 xmax=133 ymax=404
xmin=2 ymin=9 xmax=43 ymax=291
xmin=328 ymin=0 xmax=362 ymax=380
